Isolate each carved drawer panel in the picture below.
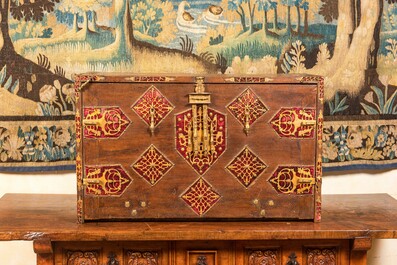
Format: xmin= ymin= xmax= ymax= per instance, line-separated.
xmin=236 ymin=240 xmax=349 ymax=265
xmin=175 ymin=241 xmax=234 ymax=265
xmin=75 ymin=74 xmax=323 ymax=222
xmin=65 ymin=250 xmax=100 ymax=265
xmin=305 ymin=248 xmax=337 ymax=265
xmin=55 ymin=242 xmax=169 ymax=265
xmin=54 ymin=240 xmax=352 ymax=265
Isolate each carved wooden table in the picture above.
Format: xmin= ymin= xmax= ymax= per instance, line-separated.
xmin=0 ymin=194 xmax=396 ymax=265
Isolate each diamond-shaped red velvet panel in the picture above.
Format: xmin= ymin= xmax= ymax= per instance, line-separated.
xmin=132 ymin=145 xmax=173 ymax=186
xmin=181 ymin=178 xmax=221 ymax=216
xmin=132 ymin=86 xmax=174 ymax=128
xmin=227 ymin=88 xmax=268 ymax=128
xmin=226 ymin=146 xmax=267 ymax=188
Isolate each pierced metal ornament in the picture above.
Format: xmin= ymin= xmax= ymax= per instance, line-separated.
xmin=175 ymin=77 xmax=226 ymax=175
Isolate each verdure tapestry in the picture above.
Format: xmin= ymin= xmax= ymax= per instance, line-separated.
xmin=0 ymin=0 xmax=396 ymax=172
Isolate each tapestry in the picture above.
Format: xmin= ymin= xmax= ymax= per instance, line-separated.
xmin=0 ymin=0 xmax=396 ymax=172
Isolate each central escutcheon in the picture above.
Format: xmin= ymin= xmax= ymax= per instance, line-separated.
xmin=175 ymin=77 xmax=227 ymax=175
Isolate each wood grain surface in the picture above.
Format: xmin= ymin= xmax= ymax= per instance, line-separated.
xmin=0 ymin=193 xmax=396 ymax=242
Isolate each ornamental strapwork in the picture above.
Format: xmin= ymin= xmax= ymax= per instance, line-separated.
xmin=268 ymin=166 xmax=315 ymax=194
xmin=270 ymin=108 xmax=316 ymax=138
xmin=175 ymin=77 xmax=226 ymax=175
xmin=83 ymin=107 xmax=131 ymax=139
xmin=84 ymin=165 xmax=132 ymax=196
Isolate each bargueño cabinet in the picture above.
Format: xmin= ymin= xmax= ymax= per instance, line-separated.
xmin=74 ymin=74 xmax=324 ymax=222
xmin=2 ymin=75 xmax=396 ymax=265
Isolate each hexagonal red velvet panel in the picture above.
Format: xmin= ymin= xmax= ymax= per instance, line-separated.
xmin=268 ymin=166 xmax=315 ymax=195
xmin=175 ymin=107 xmax=226 ymax=175
xmin=83 ymin=107 xmax=131 ymax=139
xmin=270 ymin=108 xmax=316 ymax=138
xmin=84 ymin=165 xmax=132 ymax=196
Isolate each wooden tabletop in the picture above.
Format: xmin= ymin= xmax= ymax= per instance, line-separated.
xmin=0 ymin=193 xmax=396 ymax=242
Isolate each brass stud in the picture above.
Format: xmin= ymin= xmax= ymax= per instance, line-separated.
xmin=268 ymin=200 xmax=274 ymax=206
xmin=131 ymin=209 xmax=138 ymax=216
xmin=140 ymin=201 xmax=147 ymax=208
xmin=253 ymin=199 xmax=259 ymax=205
xmin=260 ymin=209 xmax=266 ymax=217
xmin=124 ymin=201 xmax=130 ymax=208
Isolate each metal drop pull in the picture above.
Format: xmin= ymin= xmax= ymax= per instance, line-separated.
xmin=244 ymin=107 xmax=250 ymax=135
xmin=107 ymin=252 xmax=119 ymax=265
xmin=149 ymin=106 xmax=156 ymax=135
xmin=286 ymin=252 xmax=299 ymax=265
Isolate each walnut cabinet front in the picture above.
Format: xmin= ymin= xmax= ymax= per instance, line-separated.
xmin=54 ymin=240 xmax=352 ymax=265
xmin=75 ymin=74 xmax=324 ymax=222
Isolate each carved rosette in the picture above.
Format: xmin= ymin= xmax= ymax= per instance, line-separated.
xmin=175 ymin=108 xmax=226 ymax=175
xmin=307 ymin=248 xmax=336 ymax=265
xmin=84 ymin=165 xmax=132 ymax=196
xmin=227 ymin=88 xmax=268 ymax=134
xmin=226 ymin=146 xmax=267 ymax=188
xmin=83 ymin=107 xmax=131 ymax=139
xmin=270 ymin=108 xmax=316 ymax=138
xmin=268 ymin=166 xmax=315 ymax=194
xmin=132 ymin=145 xmax=174 ymax=186
xmin=248 ymin=250 xmax=278 ymax=265
xmin=66 ymin=251 xmax=99 ymax=265
xmin=181 ymin=178 xmax=221 ymax=216
xmin=131 ymin=85 xmax=174 ymax=133
xmin=126 ymin=251 xmax=159 ymax=265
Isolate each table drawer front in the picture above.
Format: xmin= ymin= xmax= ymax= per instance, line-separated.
xmin=54 ymin=240 xmax=349 ymax=265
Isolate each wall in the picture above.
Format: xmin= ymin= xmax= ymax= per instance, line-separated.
xmin=0 ymin=170 xmax=396 ymax=264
